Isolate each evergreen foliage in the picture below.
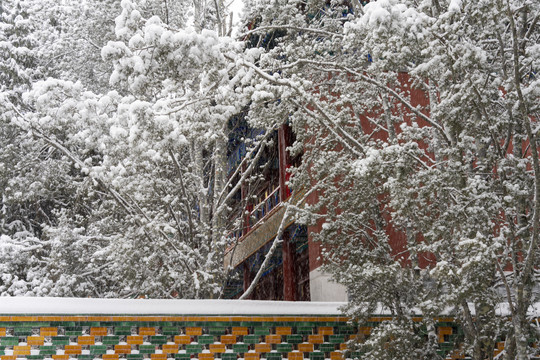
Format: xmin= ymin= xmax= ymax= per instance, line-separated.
xmin=0 ymin=0 xmax=539 ymax=358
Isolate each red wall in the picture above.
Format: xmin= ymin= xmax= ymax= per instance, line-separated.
xmin=306 ymin=72 xmax=436 ymax=272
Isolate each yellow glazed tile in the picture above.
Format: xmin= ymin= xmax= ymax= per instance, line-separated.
xmin=287 ymin=352 xmax=303 ymax=360
xmin=198 ymin=354 xmax=214 ymax=360
xmin=40 ymin=328 xmax=58 ymax=337
xmin=102 ymin=354 xmax=119 ymax=360
xmin=27 ymin=336 xmax=44 ymax=346
xmin=52 ymin=355 xmax=69 ymax=360
xmin=318 ymin=327 xmax=333 ymax=336
xmin=308 ymin=335 xmax=324 ymax=344
xmin=244 ymin=353 xmax=259 ymax=360
xmin=127 ymin=336 xmax=143 ymax=345
xmin=298 ymin=344 xmax=314 ymax=353
xmin=162 ymin=344 xmax=179 ymax=354
xmin=185 ymin=327 xmax=202 ymax=336
xmin=90 ymin=327 xmax=108 ymax=336
xmin=275 ymin=327 xmax=291 ymax=336
xmin=13 ymin=346 xmax=31 ymax=356
xmin=78 ymin=336 xmax=95 ymax=345
xmin=209 ymin=344 xmax=226 ymax=354
xmin=114 ymin=345 xmax=131 ymax=354
xmin=64 ymin=345 xmax=82 ymax=355
xmin=139 ymin=327 xmax=156 ymax=336
xmin=254 ymin=344 xmax=271 ymax=354
xmin=265 ymin=335 xmax=281 ymax=344
xmin=174 ymin=335 xmax=191 ymax=345
xmin=232 ymin=327 xmax=248 ymax=336
xmin=280 ymin=317 xmax=296 ymax=322
xmin=220 ymin=335 xmax=236 ymax=345
xmin=12 ymin=316 xmax=36 ymax=322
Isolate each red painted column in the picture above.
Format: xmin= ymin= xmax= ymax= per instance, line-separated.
xmin=278 ymin=124 xmax=297 ymax=300
xmin=278 ymin=124 xmax=291 ymax=202
xmin=282 ymin=230 xmax=297 ymax=301
xmin=241 ymin=163 xmax=251 ymax=236
xmin=243 ymin=263 xmax=251 ymax=299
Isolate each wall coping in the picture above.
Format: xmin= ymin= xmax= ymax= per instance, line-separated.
xmin=0 ymin=298 xmax=347 ymax=315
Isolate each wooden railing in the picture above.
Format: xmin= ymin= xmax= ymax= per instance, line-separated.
xmin=249 ymin=186 xmax=281 ymax=228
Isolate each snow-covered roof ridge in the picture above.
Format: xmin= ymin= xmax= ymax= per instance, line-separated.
xmin=0 ymin=298 xmax=347 ymax=315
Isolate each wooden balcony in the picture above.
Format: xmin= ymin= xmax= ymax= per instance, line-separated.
xmin=224 ymin=189 xmax=305 ymax=269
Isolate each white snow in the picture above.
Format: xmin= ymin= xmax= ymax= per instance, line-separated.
xmin=448 ymin=0 xmax=462 ymax=12
xmin=0 ymin=298 xmax=346 ymax=315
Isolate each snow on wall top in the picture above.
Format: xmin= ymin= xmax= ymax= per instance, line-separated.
xmin=0 ymin=297 xmax=347 ymax=315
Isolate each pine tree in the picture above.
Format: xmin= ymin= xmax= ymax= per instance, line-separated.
xmin=240 ymin=0 xmax=540 ymax=358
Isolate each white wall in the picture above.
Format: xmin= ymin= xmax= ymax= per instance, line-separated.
xmin=309 ymin=268 xmax=348 ymax=302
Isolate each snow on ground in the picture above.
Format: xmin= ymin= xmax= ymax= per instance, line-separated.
xmin=0 ymin=297 xmax=347 ymax=315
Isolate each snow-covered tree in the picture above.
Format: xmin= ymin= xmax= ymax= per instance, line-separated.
xmin=239 ymin=0 xmax=540 ymax=358
xmin=1 ymin=1 xmax=539 ymax=359
xmin=4 ymin=0 xmax=272 ymax=298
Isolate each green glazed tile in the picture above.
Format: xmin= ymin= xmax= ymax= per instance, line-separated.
xmin=336 ymin=327 xmax=355 ymax=335
xmin=40 ymin=346 xmax=56 ymax=351
xmin=174 ymin=354 xmax=191 ymax=360
xmin=90 ymin=345 xmax=107 ymax=355
xmin=197 ymin=335 xmax=214 ymax=345
xmin=14 ymin=328 xmax=33 ymax=336
xmin=286 ymin=335 xmax=303 ymax=344
xmin=66 ymin=330 xmax=83 ymax=336
xmin=276 ymin=344 xmax=293 ymax=353
xmin=102 ymin=336 xmax=120 ymax=345
xmin=242 ymin=335 xmax=260 ymax=345
xmin=440 ymin=343 xmax=454 ymax=351
xmin=27 ymin=355 xmax=44 ymax=360
xmin=232 ymin=344 xmax=248 ymax=354
xmin=114 ymin=327 xmax=132 ymax=336
xmin=39 ymin=350 xmax=56 ymax=356
xmin=32 ymin=323 xmax=50 ymax=327
xmin=150 ymin=336 xmax=168 ymax=345
xmin=185 ymin=344 xmax=203 ymax=354
xmin=66 ymin=327 xmax=83 ymax=331
xmin=318 ymin=344 xmax=335 ymax=352
xmin=297 ymin=327 xmax=313 ymax=335
xmin=127 ymin=354 xmax=144 ymax=360
xmin=1 ymin=337 xmax=18 ymax=346
xmin=162 ymin=327 xmax=178 ymax=336
xmin=52 ymin=336 xmax=69 ymax=345
xmin=253 ymin=328 xmax=270 ymax=336
xmin=139 ymin=345 xmax=156 ymax=354
xmin=208 ymin=328 xmax=226 ymax=336
xmin=266 ymin=353 xmax=282 ymax=360
xmin=221 ymin=353 xmax=237 ymax=360
xmin=329 ymin=335 xmax=345 ymax=344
